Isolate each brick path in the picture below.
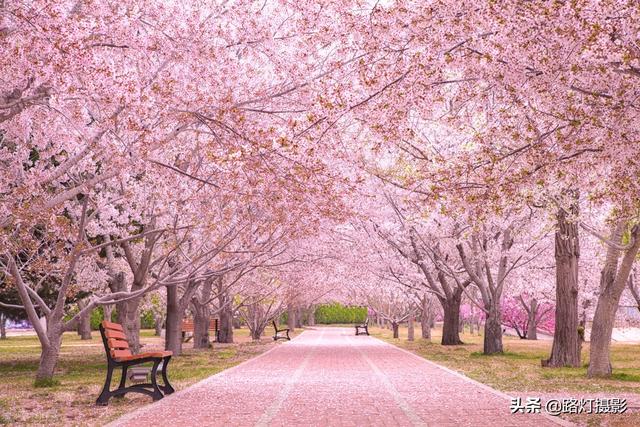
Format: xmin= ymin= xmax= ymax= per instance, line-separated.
xmin=111 ymin=328 xmax=568 ymax=427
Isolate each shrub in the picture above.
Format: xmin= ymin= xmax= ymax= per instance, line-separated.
xmin=141 ymin=310 xmax=155 ymax=329
xmin=314 ymin=303 xmax=367 ymax=324
xmin=89 ymin=307 xmax=118 ymax=330
xmin=64 ymin=306 xmax=117 ymax=330
xmin=90 ymin=307 xmax=103 ymax=330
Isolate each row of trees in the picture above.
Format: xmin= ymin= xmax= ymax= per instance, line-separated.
xmin=2 ymin=0 xmax=639 ymax=383
xmin=326 ymin=0 xmax=640 ymax=379
xmin=0 ymin=0 xmax=354 ymax=381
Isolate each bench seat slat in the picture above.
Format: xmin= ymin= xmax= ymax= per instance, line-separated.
xmin=114 ymin=351 xmax=173 ymax=362
xmin=110 ymin=349 xmax=133 ymax=360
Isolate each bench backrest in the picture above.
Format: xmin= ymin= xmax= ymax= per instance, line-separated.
xmin=182 ymin=319 xmax=195 ymax=331
xmin=100 ymin=320 xmax=132 ymax=361
xmin=182 ymin=318 xmax=219 ymax=331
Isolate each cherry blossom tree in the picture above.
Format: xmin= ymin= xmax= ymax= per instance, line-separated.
xmin=501 ymin=296 xmax=554 ymax=340
xmin=4 ymin=0 xmax=640 ymax=385
xmin=334 ymin=0 xmax=640 ymax=372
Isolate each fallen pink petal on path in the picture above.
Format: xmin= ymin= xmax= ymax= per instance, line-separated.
xmin=112 ymin=328 xmax=566 ymax=427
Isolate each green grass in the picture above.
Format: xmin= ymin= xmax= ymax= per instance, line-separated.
xmin=611 ymin=372 xmax=640 ymax=382
xmin=469 ymin=350 xmax=534 ymax=360
xmin=373 ymin=325 xmax=640 ymax=426
xmin=371 ymin=325 xmax=640 ymax=394
xmin=34 ymin=378 xmax=61 ymax=388
xmin=0 ymin=328 xmax=283 ymax=425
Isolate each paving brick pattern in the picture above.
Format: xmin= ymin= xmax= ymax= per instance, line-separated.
xmin=111 ymin=327 xmax=566 ymax=427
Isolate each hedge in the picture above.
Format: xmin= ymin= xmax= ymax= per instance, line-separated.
xmin=314 ymin=303 xmax=367 ymax=324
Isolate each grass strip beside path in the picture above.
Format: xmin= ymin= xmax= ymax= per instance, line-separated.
xmin=372 ymin=325 xmax=640 ymax=426
xmin=0 ymin=328 xmax=292 ymax=426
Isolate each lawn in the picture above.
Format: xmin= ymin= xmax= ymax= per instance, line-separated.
xmin=371 ymin=324 xmax=640 ymax=426
xmin=4 ymin=325 xmax=639 ymax=426
xmin=0 ymin=328 xmax=289 ymax=426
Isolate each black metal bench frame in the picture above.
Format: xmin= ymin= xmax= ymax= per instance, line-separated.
xmin=96 ymin=324 xmax=175 ymax=406
xmin=355 ymin=318 xmax=369 ymax=336
xmin=272 ymin=320 xmax=291 ymax=341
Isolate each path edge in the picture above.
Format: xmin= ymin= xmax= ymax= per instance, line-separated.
xmin=107 ymin=329 xmax=308 ymax=427
xmin=369 ymin=334 xmax=575 ymax=427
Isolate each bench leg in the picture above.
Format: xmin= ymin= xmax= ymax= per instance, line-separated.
xmin=286 ymin=330 xmax=290 ymax=340
xmin=149 ymin=359 xmax=164 ymax=401
xmin=365 ymin=326 xmax=369 ymax=336
xmin=113 ymin=365 xmax=128 ymax=399
xmin=160 ymin=356 xmax=175 ymax=395
xmin=96 ymin=365 xmax=115 ymax=406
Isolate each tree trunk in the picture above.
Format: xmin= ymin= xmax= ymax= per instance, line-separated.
xmin=218 ymin=305 xmax=234 ymax=344
xmin=104 ymin=270 xmax=124 ymax=325
xmin=484 ymin=303 xmax=503 ymax=354
xmin=154 ymin=313 xmax=163 ymax=336
xmin=545 ymin=196 xmax=581 ymax=368
xmin=76 ymin=299 xmax=92 ymax=340
xmin=245 ymin=303 xmax=267 ymax=340
xmin=36 ymin=332 xmax=62 ymax=382
xmin=0 ymin=313 xmax=7 ymax=339
xmin=408 ymin=315 xmax=415 ymax=341
xmin=215 ymin=282 xmax=235 ymax=343
xmin=193 ymin=306 xmax=211 ymax=349
xmin=251 ymin=326 xmax=263 ymax=340
xmin=441 ymin=290 xmax=463 ymax=345
xmin=295 ymin=307 xmax=304 ymax=328
xmin=420 ymin=298 xmax=432 ymax=340
xmin=392 ymin=322 xmax=399 ymax=339
xmin=165 ymin=285 xmax=183 ymax=355
xmin=526 ymin=298 xmax=538 ymax=340
xmin=588 ymin=223 xmax=640 ymax=377
xmin=287 ymin=306 xmax=296 ymax=331
xmin=103 ymin=304 xmax=114 ymax=322
xmin=308 ymin=307 xmax=316 ymax=326
xmin=192 ymin=277 xmax=213 ymax=347
xmin=77 ymin=314 xmax=92 ymax=340
xmin=116 ymin=298 xmax=141 ymax=353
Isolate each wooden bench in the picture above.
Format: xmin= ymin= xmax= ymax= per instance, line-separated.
xmin=181 ymin=318 xmax=219 ymax=343
xmin=272 ymin=320 xmax=291 ymax=341
xmin=96 ymin=320 xmax=174 ymax=406
xmin=355 ymin=318 xmax=369 ymax=336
